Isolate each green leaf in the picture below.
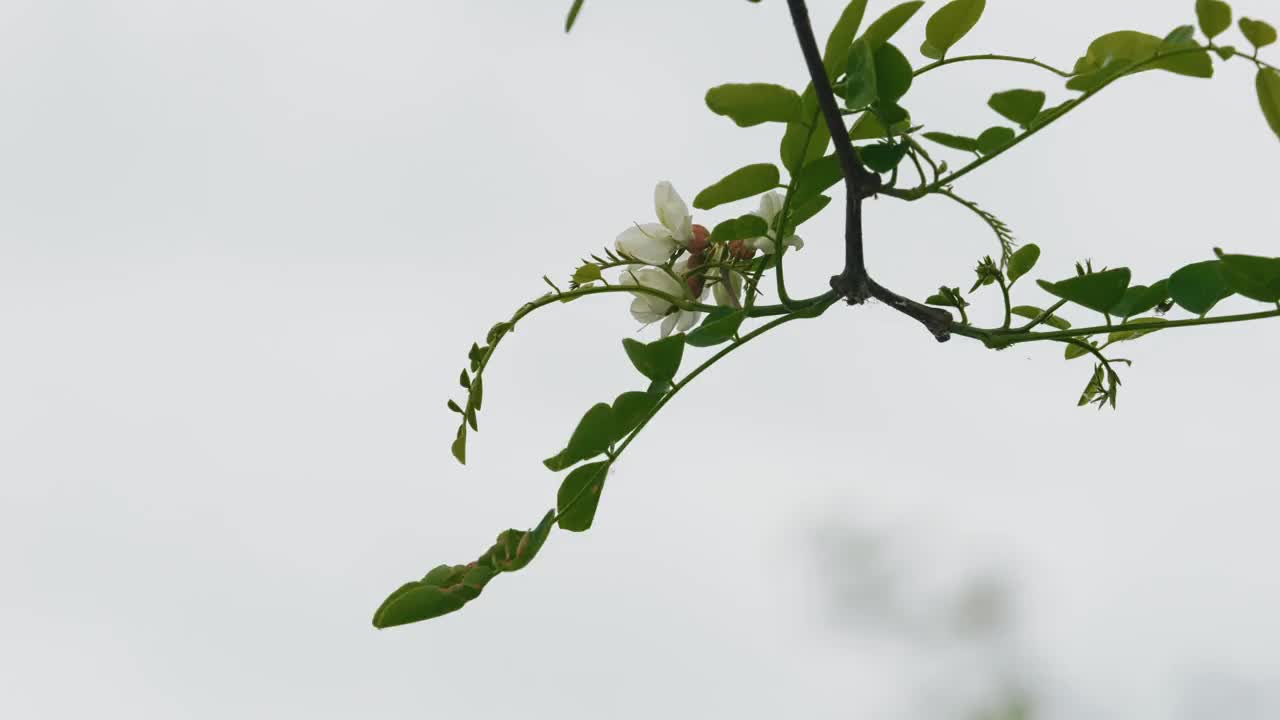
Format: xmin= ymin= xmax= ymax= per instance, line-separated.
xmin=1257 ymin=68 xmax=1280 ymax=142
xmin=572 ymin=263 xmax=602 ymax=286
xmin=372 ymin=510 xmax=555 ymax=628
xmin=1215 ymin=45 xmax=1238 ymax=60
xmin=926 ymin=286 xmax=968 ymax=308
xmin=988 ymin=89 xmax=1046 ymax=127
xmin=824 ymin=0 xmax=871 ymax=78
xmin=1168 ymin=260 xmax=1233 ymax=315
xmin=845 ymin=39 xmax=878 ymax=109
xmin=858 ymin=142 xmax=909 ymax=173
xmin=1108 ymin=280 xmax=1169 ymax=318
xmin=1239 ymin=18 xmax=1278 ymax=49
xmin=921 ymin=0 xmax=986 ymax=59
xmin=1069 ymin=31 xmax=1213 ymax=90
xmin=1028 ymin=99 xmax=1079 ymax=130
xmin=1037 ymin=268 xmax=1132 ymax=314
xmin=1064 ymin=341 xmax=1096 ymax=360
xmin=873 ymin=43 xmax=914 ymax=104
xmin=451 ymin=425 xmax=467 ymax=465
xmin=706 ymin=84 xmax=802 ymax=127
xmin=922 ymin=131 xmax=979 ymax=152
xmin=710 ymin=214 xmax=770 ymax=244
xmin=1196 ymin=0 xmax=1232 ymax=39
xmin=1108 ymin=317 xmax=1169 ymax=343
xmin=622 ymin=334 xmax=685 ymax=384
xmin=566 ymin=403 xmax=614 ymax=460
xmin=789 ymin=194 xmax=833 ymax=227
xmin=976 ymin=126 xmax=1016 ymax=156
xmin=1007 ymin=243 xmax=1041 ymax=284
xmin=611 ymin=391 xmax=659 ymax=440
xmin=1162 ymin=25 xmax=1197 ymax=49
xmin=1011 ymin=305 xmax=1071 ymax=330
xmin=686 ymin=308 xmax=746 ymax=347
xmin=781 ymin=88 xmax=831 ymax=173
xmin=849 ymin=105 xmax=911 ymax=139
xmin=557 ymin=462 xmax=610 ymax=532
xmin=860 ymin=1 xmax=926 ymax=50
xmin=694 ymin=164 xmax=780 ymax=210
xmin=792 ymin=154 xmax=843 ymax=206
xmin=565 ymin=0 xmax=585 ymax=32
xmin=1216 ymin=251 xmax=1280 ymax=302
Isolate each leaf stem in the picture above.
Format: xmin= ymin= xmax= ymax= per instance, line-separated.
xmin=915 ymin=53 xmax=1075 ymax=78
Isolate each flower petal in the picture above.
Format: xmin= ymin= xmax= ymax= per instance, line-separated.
xmin=784 ymin=234 xmax=804 ymax=251
xmin=616 ymin=224 xmax=677 ymax=265
xmin=675 ymin=310 xmax=701 ymax=333
xmin=655 ymin=181 xmax=690 ymax=235
xmin=756 ymin=191 xmax=785 ymax=223
xmin=747 ymin=236 xmax=777 ymax=254
xmin=630 ymin=296 xmax=667 ymax=325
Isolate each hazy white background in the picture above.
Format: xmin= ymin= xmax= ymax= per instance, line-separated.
xmin=2 ymin=1 xmax=1278 ymax=717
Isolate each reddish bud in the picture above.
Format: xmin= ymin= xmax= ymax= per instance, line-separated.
xmin=689 ymin=224 xmax=711 ymax=255
xmin=728 ymin=239 xmax=756 ymax=260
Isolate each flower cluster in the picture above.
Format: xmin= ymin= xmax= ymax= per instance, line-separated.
xmin=614 ymin=181 xmax=804 ymax=336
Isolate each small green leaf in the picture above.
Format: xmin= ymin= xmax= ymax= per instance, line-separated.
xmin=926 ymin=286 xmax=968 ymax=308
xmin=686 ymin=308 xmax=747 ymax=347
xmin=1064 ymin=341 xmax=1096 ymax=360
xmin=565 ymin=0 xmax=585 ymax=32
xmin=451 ymin=425 xmax=467 ymax=465
xmin=565 ymin=403 xmax=615 ymax=461
xmin=781 ymin=88 xmax=830 ymax=173
xmin=372 ymin=510 xmax=555 ymax=629
xmin=1037 ymin=268 xmax=1132 ymax=314
xmin=1108 ymin=317 xmax=1169 ymax=343
xmin=706 ymin=84 xmax=802 ymax=127
xmin=858 ymin=142 xmax=909 ymax=173
xmin=1108 ymin=280 xmax=1169 ymax=318
xmin=572 ymin=264 xmax=602 ymax=286
xmin=1215 ymin=45 xmax=1238 ymax=60
xmin=557 ymin=462 xmax=610 ymax=532
xmin=1239 ymin=18 xmax=1278 ymax=49
xmin=1028 ymin=100 xmax=1078 ymax=130
xmin=611 ymin=391 xmax=659 ymax=441
xmin=873 ymin=43 xmax=914 ymax=104
xmin=792 ymin=154 xmax=843 ymax=206
xmin=710 ymin=214 xmax=770 ymax=244
xmin=1257 ymin=68 xmax=1280 ymax=142
xmin=845 ymin=39 xmax=878 ymax=109
xmin=1162 ymin=25 xmax=1197 ymax=49
xmin=921 ymin=0 xmax=986 ymax=59
xmin=1216 ymin=251 xmax=1280 ymax=302
xmin=1168 ymin=260 xmax=1233 ymax=315
xmin=988 ymin=89 xmax=1046 ymax=127
xmin=1196 ymin=0 xmax=1232 ymax=39
xmin=694 ymin=163 xmax=781 ymax=210
xmin=1007 ymin=243 xmax=1041 ymax=283
xmin=622 ymin=334 xmax=685 ymax=384
xmin=922 ymin=131 xmax=979 ymax=152
xmin=1011 ymin=305 xmax=1071 ymax=330
xmin=976 ymin=126 xmax=1016 ymax=156
xmin=824 ymin=0 xmax=871 ymax=77
xmin=849 ymin=105 xmax=911 ymax=139
xmin=789 ymin=195 xmax=833 ymax=228
xmin=860 ymin=1 xmax=926 ymax=49
xmin=1070 ymin=31 xmax=1213 ymax=88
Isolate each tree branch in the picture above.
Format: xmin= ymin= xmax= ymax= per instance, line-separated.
xmin=784 ymin=0 xmax=877 ymax=302
xmin=786 ymin=0 xmax=951 ymax=342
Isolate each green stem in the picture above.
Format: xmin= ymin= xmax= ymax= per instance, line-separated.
xmin=997 ymin=276 xmax=1012 ymax=330
xmin=1018 ymin=299 xmax=1069 ymax=332
xmin=994 ymin=308 xmax=1280 ymax=345
xmin=553 ymin=304 xmax=833 ymax=523
xmin=909 ymin=46 xmax=1213 ymax=196
xmin=914 ymin=53 xmax=1075 ymax=79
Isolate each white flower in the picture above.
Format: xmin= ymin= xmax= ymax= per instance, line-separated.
xmin=619 ymin=264 xmax=703 ymax=337
xmin=711 ymin=266 xmax=746 ymax=308
xmin=746 ymin=191 xmax=805 ymax=255
xmin=615 ymin=181 xmax=696 ymax=265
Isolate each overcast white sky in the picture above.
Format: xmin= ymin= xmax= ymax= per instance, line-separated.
xmin=2 ymin=1 xmax=1278 ymax=718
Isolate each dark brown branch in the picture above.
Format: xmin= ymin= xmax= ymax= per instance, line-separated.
xmin=785 ymin=0 xmax=951 ymax=342
xmin=785 ymin=0 xmax=878 ymax=302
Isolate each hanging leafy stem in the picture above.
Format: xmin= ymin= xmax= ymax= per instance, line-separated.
xmin=375 ymin=0 xmax=1280 ymax=629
